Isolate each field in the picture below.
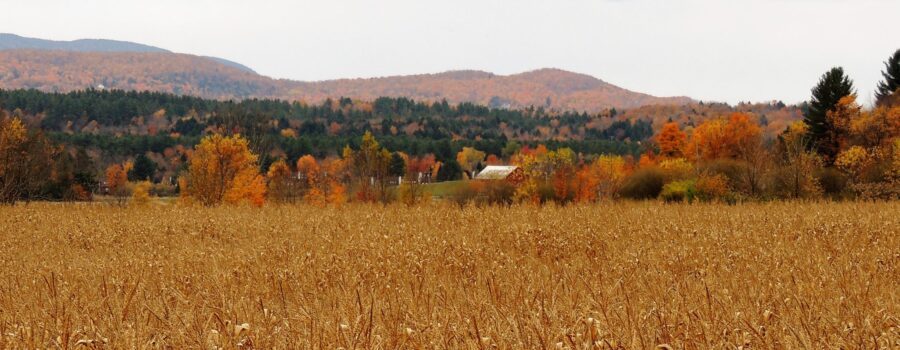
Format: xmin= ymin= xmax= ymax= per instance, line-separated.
xmin=420 ymin=180 xmax=467 ymax=199
xmin=0 ymin=202 xmax=898 ymax=349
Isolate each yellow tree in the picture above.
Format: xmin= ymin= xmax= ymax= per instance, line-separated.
xmin=348 ymin=132 xmax=392 ymax=202
xmin=849 ymin=104 xmax=900 ymax=149
xmin=296 ymin=154 xmax=326 ymax=204
xmin=776 ymin=122 xmax=822 ymax=198
xmin=829 ymin=97 xmax=900 ymax=189
xmin=186 ymin=134 xmax=266 ymax=207
xmin=723 ymin=112 xmax=763 ymax=159
xmin=825 ymin=95 xmax=862 ymax=157
xmin=322 ymin=157 xmax=349 ymax=205
xmin=225 ymin=168 xmax=267 ymax=207
xmin=130 ymin=180 xmax=152 ymax=206
xmin=835 ymin=146 xmax=871 ymax=183
xmin=456 ymin=147 xmax=486 ymax=179
xmin=592 ymin=155 xmax=629 ymax=200
xmin=267 ymin=159 xmax=299 ymax=203
xmin=296 ymin=155 xmax=321 ymax=187
xmin=512 ymin=147 xmax=576 ymax=203
xmin=889 ymin=139 xmax=900 ymax=182
xmin=684 ymin=118 xmax=728 ymax=161
xmin=780 ymin=121 xmax=810 ymax=147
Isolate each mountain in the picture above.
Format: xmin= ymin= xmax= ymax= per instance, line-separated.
xmin=0 ymin=50 xmax=274 ymax=99
xmin=202 ymin=56 xmax=257 ymax=75
xmin=288 ymin=68 xmax=693 ymax=111
xmin=0 ymin=41 xmax=692 ymax=112
xmin=0 ymin=33 xmax=256 ymax=73
xmin=0 ymin=33 xmax=167 ymax=52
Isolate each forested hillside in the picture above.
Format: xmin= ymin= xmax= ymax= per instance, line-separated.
xmin=0 ymin=50 xmax=274 ymax=99
xmin=286 ymin=68 xmax=693 ymax=111
xmin=0 ymin=33 xmax=256 ymax=72
xmin=0 ymin=50 xmax=691 ymax=112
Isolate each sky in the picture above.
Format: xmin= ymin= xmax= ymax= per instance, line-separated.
xmin=2 ymin=0 xmax=898 ymax=105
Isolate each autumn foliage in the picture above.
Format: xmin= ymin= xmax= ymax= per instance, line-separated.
xmin=655 ymin=122 xmax=687 ymax=158
xmin=0 ymin=51 xmax=690 ymax=113
xmin=0 ymin=116 xmax=61 ymax=204
xmin=183 ymin=134 xmax=265 ymax=207
xmin=104 ymin=163 xmax=129 ymax=205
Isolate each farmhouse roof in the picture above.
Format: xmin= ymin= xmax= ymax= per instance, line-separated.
xmin=475 ymin=165 xmax=519 ymax=180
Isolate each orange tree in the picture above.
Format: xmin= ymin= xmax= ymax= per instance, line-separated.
xmin=183 ymin=134 xmax=266 ymax=207
xmin=655 ymin=122 xmax=687 ymax=158
xmin=104 ymin=163 xmax=129 ymax=205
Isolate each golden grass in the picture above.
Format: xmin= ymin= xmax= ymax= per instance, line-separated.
xmin=0 ymin=201 xmax=898 ymax=349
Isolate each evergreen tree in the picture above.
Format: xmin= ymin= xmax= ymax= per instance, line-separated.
xmin=73 ymin=148 xmax=98 ymax=192
xmin=803 ymin=67 xmax=854 ymax=163
xmin=875 ymin=49 xmax=900 ymax=106
xmin=388 ymin=152 xmax=406 ymax=178
xmin=128 ymin=153 xmax=157 ymax=181
xmin=436 ymin=159 xmax=462 ymax=182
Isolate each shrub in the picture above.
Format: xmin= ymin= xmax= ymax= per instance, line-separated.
xmin=660 ymin=180 xmax=696 ymax=203
xmin=658 ymin=158 xmax=694 ymax=181
xmin=130 ymin=181 xmax=152 ymax=206
xmin=694 ymin=174 xmax=730 ymax=202
xmin=815 ymin=168 xmax=849 ymax=198
xmin=537 ymin=182 xmax=557 ymax=204
xmin=480 ymin=181 xmax=515 ymax=206
xmin=449 ymin=181 xmax=480 ymax=207
xmin=150 ymin=182 xmax=178 ymax=197
xmin=699 ymin=159 xmax=745 ymax=188
xmin=397 ymin=182 xmax=427 ymax=206
xmin=850 ymin=182 xmax=900 ymax=200
xmin=620 ymin=167 xmax=666 ymax=199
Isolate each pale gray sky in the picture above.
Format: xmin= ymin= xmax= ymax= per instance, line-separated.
xmin=2 ymin=0 xmax=898 ymax=105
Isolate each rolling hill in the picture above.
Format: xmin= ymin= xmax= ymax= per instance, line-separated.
xmin=0 ymin=33 xmax=256 ymax=73
xmin=288 ymin=68 xmax=693 ymax=111
xmin=0 ymin=34 xmax=693 ymax=112
xmin=0 ymin=33 xmax=167 ymax=52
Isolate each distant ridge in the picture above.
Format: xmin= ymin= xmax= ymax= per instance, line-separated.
xmin=0 ymin=34 xmax=693 ymax=111
xmin=0 ymin=33 xmax=256 ymax=73
xmin=287 ymin=68 xmax=693 ymax=111
xmin=0 ymin=33 xmax=167 ymax=52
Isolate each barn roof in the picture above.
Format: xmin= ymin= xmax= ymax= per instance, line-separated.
xmin=475 ymin=165 xmax=519 ymax=180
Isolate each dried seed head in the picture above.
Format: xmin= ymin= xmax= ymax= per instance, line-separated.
xmin=234 ymin=323 xmax=250 ymax=336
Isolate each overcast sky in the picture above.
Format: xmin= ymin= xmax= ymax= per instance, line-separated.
xmin=3 ymin=0 xmax=898 ymax=105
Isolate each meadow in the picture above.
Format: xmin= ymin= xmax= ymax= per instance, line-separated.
xmin=0 ymin=201 xmax=897 ymax=349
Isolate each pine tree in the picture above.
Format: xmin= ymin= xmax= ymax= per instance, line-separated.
xmin=437 ymin=159 xmax=462 ymax=182
xmin=875 ymin=49 xmax=900 ymax=106
xmin=803 ymin=67 xmax=854 ymax=163
xmin=128 ymin=153 xmax=157 ymax=182
xmin=388 ymin=152 xmax=406 ymax=178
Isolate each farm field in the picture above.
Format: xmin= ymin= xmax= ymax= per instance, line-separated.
xmin=0 ymin=202 xmax=898 ymax=348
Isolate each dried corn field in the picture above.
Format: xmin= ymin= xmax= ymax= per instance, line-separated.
xmin=0 ymin=202 xmax=898 ymax=349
